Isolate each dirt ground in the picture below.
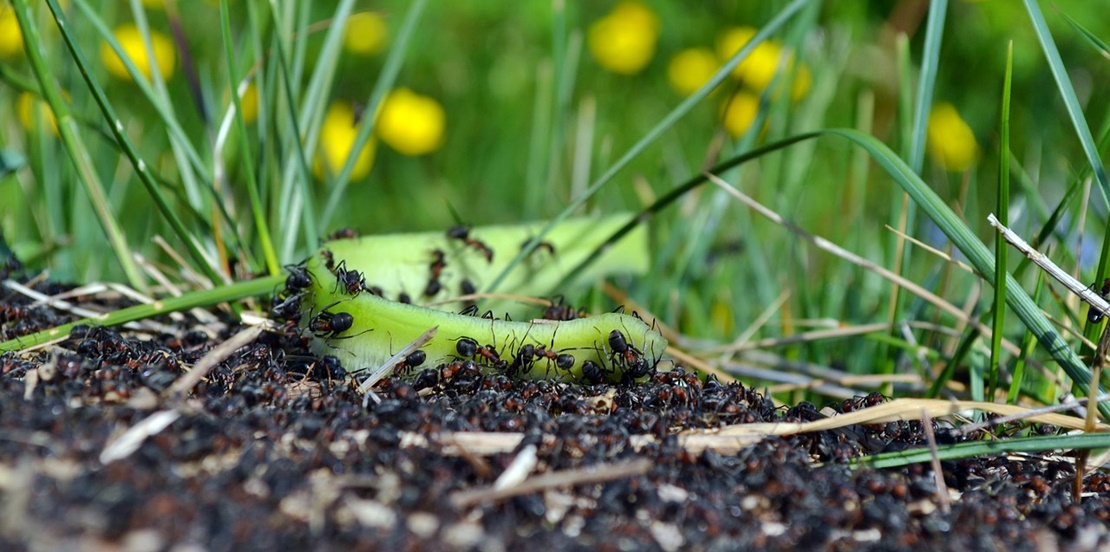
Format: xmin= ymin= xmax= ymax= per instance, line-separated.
xmin=2 ymin=280 xmax=1109 ymax=551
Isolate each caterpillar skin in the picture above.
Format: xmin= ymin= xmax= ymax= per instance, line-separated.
xmin=301 ymin=252 xmax=667 ymax=383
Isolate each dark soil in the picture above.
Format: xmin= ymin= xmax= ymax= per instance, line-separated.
xmin=2 ymin=280 xmax=1109 ymax=551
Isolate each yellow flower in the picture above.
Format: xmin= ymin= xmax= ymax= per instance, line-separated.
xmin=927 ymin=103 xmax=979 ymax=172
xmin=667 ymin=48 xmax=718 ymax=96
xmin=17 ymin=92 xmax=59 ymax=136
xmin=0 ymin=5 xmax=23 ymax=58
xmin=721 ymin=90 xmax=760 ymax=138
xmin=587 ymin=1 xmax=659 ymax=75
xmin=717 ymin=26 xmax=810 ymax=100
xmin=240 ymin=82 xmax=259 ymax=124
xmin=376 ymin=88 xmax=445 ymax=156
xmin=314 ymin=101 xmax=376 ymax=181
xmin=345 ymin=12 xmax=388 ymax=55
xmin=100 ymin=23 xmax=176 ymax=81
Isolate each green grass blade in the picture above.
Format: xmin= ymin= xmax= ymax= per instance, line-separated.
xmin=220 ymin=0 xmax=278 ymax=276
xmin=1023 ymin=0 xmax=1110 ymax=209
xmin=1007 ymin=275 xmax=1044 ymax=403
xmin=0 ymin=275 xmax=283 ymax=352
xmin=489 ymin=0 xmax=814 ymax=293
xmin=908 ymin=0 xmax=947 ymax=174
xmin=855 ymin=430 xmax=1110 ymax=469
xmin=36 ymin=0 xmax=225 ymax=286
xmin=320 ymin=0 xmax=428 ymax=228
xmin=990 ymin=41 xmax=1014 ymax=400
xmin=1057 ymin=7 xmax=1110 ymax=59
xmin=11 ymin=0 xmax=146 ymax=291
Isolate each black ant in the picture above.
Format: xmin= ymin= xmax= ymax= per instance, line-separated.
xmin=447 ymin=225 xmax=494 ymax=263
xmin=459 ymin=279 xmax=477 ymax=310
xmin=270 ymin=293 xmax=302 ymax=321
xmin=327 ymin=227 xmax=359 ymax=241
xmin=455 ymin=335 xmax=506 ymax=370
xmin=424 ymin=279 xmax=442 ymax=297
xmin=284 ymin=264 xmax=313 ymax=294
xmin=535 ymin=345 xmax=574 ymax=373
xmin=508 ymin=343 xmax=536 ymax=376
xmin=392 ymin=350 xmax=427 ymax=376
xmin=460 ymin=279 xmax=476 ymax=295
xmin=581 ymin=359 xmax=613 ymax=384
xmin=608 ymin=329 xmax=652 ymax=381
xmin=543 ymin=296 xmax=586 ymax=321
xmin=309 ymin=309 xmax=354 ymax=342
xmin=308 ymin=302 xmax=370 ymax=346
xmin=459 ymin=304 xmax=480 ymax=317
xmin=330 ymin=260 xmax=367 ymax=296
xmin=413 ymin=368 xmax=439 ymax=390
xmin=455 ymin=336 xmax=479 ymax=358
xmin=1088 ymin=278 xmax=1110 ymax=323
xmin=425 ymin=249 xmax=447 ymax=297
xmin=322 ymin=249 xmax=336 ymax=272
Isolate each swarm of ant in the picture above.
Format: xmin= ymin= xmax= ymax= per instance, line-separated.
xmin=271 ymin=226 xmax=665 ymax=390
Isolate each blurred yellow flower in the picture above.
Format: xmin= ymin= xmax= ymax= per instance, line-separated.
xmin=315 ymin=101 xmax=376 ymax=181
xmin=376 ymin=88 xmax=445 ymax=156
xmin=717 ymin=26 xmax=810 ymax=101
xmin=587 ymin=1 xmax=659 ymax=75
xmin=240 ymin=82 xmax=259 ymax=124
xmin=667 ymin=48 xmax=718 ymax=96
xmin=345 ymin=12 xmax=388 ymax=55
xmin=0 ymin=5 xmax=23 ymax=58
xmin=101 ymin=23 xmax=176 ymax=81
xmin=927 ymin=103 xmax=979 ymax=172
xmin=17 ymin=92 xmax=59 ymax=136
xmin=721 ymin=90 xmax=760 ymax=138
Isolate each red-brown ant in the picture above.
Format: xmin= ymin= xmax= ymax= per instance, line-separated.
xmin=447 ymin=225 xmax=494 ymax=263
xmin=1089 ymin=278 xmax=1110 ymax=323
xmin=321 ymin=249 xmax=336 ymax=272
xmin=521 ymin=237 xmax=556 ymax=257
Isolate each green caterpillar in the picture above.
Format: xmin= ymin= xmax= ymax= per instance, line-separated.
xmin=294 ymin=224 xmax=667 ymax=383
